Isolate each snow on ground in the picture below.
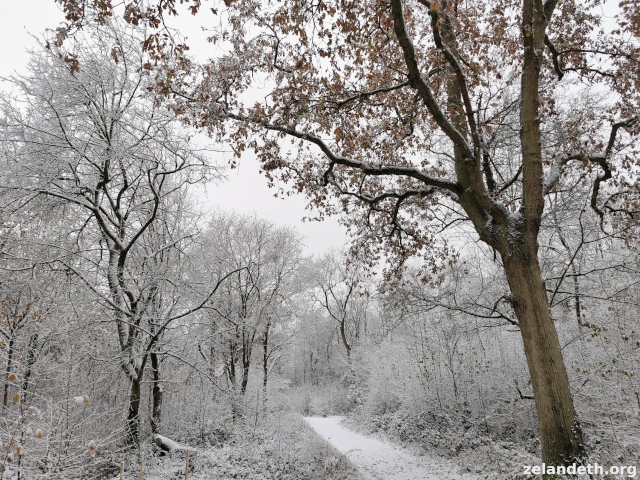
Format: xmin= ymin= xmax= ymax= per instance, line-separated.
xmin=304 ymin=416 xmax=479 ymax=480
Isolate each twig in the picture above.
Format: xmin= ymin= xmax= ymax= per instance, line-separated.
xmin=515 ymin=385 xmax=534 ymax=400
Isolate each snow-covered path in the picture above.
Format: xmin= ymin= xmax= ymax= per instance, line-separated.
xmin=303 ymin=416 xmax=478 ymax=480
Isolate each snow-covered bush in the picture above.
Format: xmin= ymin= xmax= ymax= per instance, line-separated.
xmin=140 ymin=413 xmax=362 ymax=480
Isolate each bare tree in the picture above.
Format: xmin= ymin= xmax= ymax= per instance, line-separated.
xmin=0 ymin=21 xmax=225 ymax=446
xmin=313 ymin=251 xmax=371 ymax=371
xmin=198 ymin=212 xmax=303 ymax=413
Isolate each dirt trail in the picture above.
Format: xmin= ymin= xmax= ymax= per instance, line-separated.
xmin=303 ymin=416 xmax=478 ymax=480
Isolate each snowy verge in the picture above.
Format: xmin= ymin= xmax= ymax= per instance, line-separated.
xmin=106 ymin=414 xmax=364 ymax=480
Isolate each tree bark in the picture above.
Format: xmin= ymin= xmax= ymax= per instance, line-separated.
xmin=20 ymin=334 xmax=39 ymax=402
xmin=240 ymin=323 xmax=254 ymax=395
xmin=227 ymin=338 xmax=237 ymax=386
xmin=241 ymin=363 xmax=250 ymax=395
xmin=502 ymin=251 xmax=585 ymax=464
xmin=3 ymin=337 xmax=15 ymax=409
xmin=126 ymin=376 xmax=142 ymax=447
xmin=262 ymin=318 xmax=270 ymax=414
xmin=339 ymin=317 xmax=352 ymax=364
xmin=150 ymin=351 xmax=163 ymax=435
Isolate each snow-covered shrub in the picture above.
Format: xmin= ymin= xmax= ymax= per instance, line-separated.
xmin=140 ymin=413 xmax=362 ymax=480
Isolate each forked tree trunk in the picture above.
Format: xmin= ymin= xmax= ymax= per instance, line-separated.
xmin=502 ymin=251 xmax=585 ymax=464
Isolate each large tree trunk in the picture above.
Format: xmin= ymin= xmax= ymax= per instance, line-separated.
xmin=126 ymin=376 xmax=142 ymax=447
xmin=502 ymin=251 xmax=585 ymax=464
xmin=509 ymin=0 xmax=584 ymax=464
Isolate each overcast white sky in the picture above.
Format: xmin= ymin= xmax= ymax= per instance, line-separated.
xmin=0 ymin=0 xmax=348 ymax=255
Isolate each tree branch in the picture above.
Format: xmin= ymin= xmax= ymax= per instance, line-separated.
xmin=389 ymin=0 xmax=474 ymax=160
xmin=330 ymin=81 xmax=411 ymax=109
xmin=426 ymin=4 xmax=482 ymax=158
xmin=225 ymin=112 xmax=463 ymax=195
xmin=544 ymin=34 xmax=564 ymax=80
